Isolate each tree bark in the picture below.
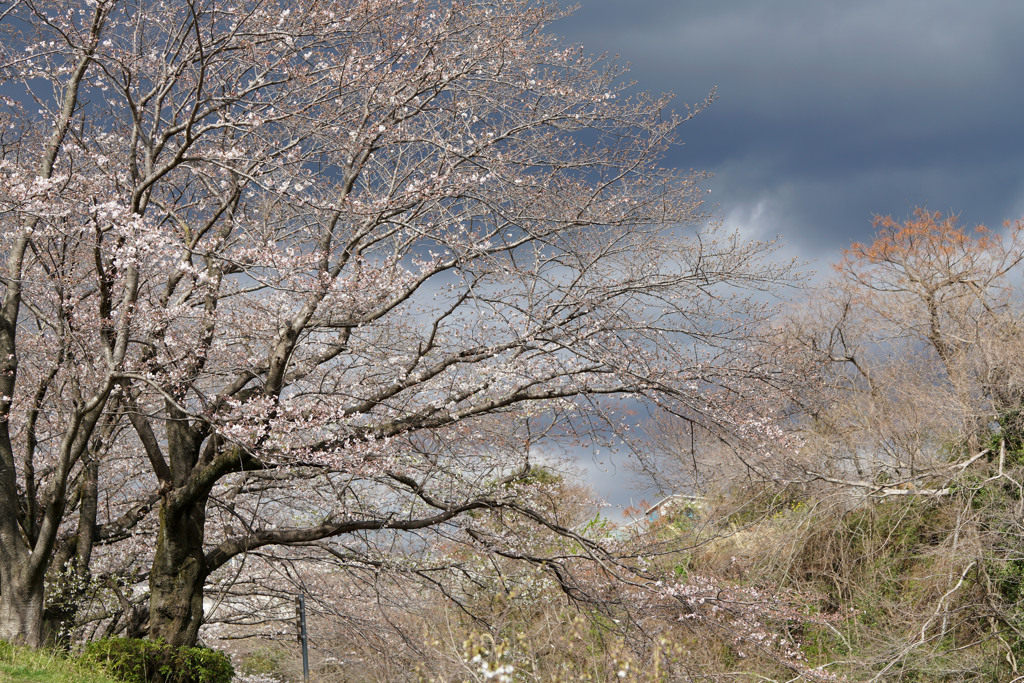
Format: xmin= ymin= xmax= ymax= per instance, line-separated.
xmin=148 ymin=496 xmax=209 ymax=648
xmin=0 ymin=564 xmax=45 ymax=648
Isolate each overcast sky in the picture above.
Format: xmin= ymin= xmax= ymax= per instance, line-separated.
xmin=557 ymin=0 xmax=1024 ymax=267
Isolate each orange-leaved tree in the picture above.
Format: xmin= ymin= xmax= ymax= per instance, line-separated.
xmin=791 ymin=208 xmax=1024 ymax=484
xmin=772 ymin=210 xmax=1024 ymax=677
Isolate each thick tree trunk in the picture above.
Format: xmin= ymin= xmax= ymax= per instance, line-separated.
xmin=148 ymin=496 xmax=209 ymax=648
xmin=42 ymin=455 xmax=101 ymax=649
xmin=0 ymin=565 xmax=45 ymax=647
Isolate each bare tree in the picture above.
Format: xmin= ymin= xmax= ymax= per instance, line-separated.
xmin=0 ymin=0 xmax=795 ymax=648
xmin=792 ymin=209 xmax=1024 ymax=487
xmin=777 ymin=209 xmax=1024 ymax=677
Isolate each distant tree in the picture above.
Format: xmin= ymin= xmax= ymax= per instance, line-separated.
xmin=791 ymin=208 xmax=1024 ymax=487
xmin=769 ymin=209 xmax=1024 ymax=678
xmin=0 ymin=0 xmax=794 ymax=648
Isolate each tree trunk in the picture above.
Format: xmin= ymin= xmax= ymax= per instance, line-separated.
xmin=42 ymin=455 xmax=101 ymax=649
xmin=0 ymin=564 xmax=45 ymax=647
xmin=147 ymin=496 xmax=209 ymax=649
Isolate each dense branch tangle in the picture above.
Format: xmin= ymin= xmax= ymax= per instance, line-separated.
xmin=0 ymin=0 xmax=792 ymax=648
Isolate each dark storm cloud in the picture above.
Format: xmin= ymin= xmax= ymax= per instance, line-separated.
xmin=557 ymin=0 xmax=1024 ymax=261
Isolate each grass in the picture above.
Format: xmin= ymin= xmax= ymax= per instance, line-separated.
xmin=0 ymin=641 xmax=120 ymax=683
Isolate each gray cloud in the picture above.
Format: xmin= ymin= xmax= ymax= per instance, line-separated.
xmin=558 ymin=0 xmax=1024 ymax=264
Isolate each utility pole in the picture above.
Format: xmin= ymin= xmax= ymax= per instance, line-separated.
xmin=297 ymin=594 xmax=310 ymax=683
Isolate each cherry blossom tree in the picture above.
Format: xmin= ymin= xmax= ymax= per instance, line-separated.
xmin=0 ymin=0 xmax=795 ymax=648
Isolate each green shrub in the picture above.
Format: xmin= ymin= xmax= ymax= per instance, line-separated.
xmin=80 ymin=638 xmax=233 ymax=683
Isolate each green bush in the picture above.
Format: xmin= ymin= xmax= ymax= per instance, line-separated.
xmin=80 ymin=638 xmax=233 ymax=683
